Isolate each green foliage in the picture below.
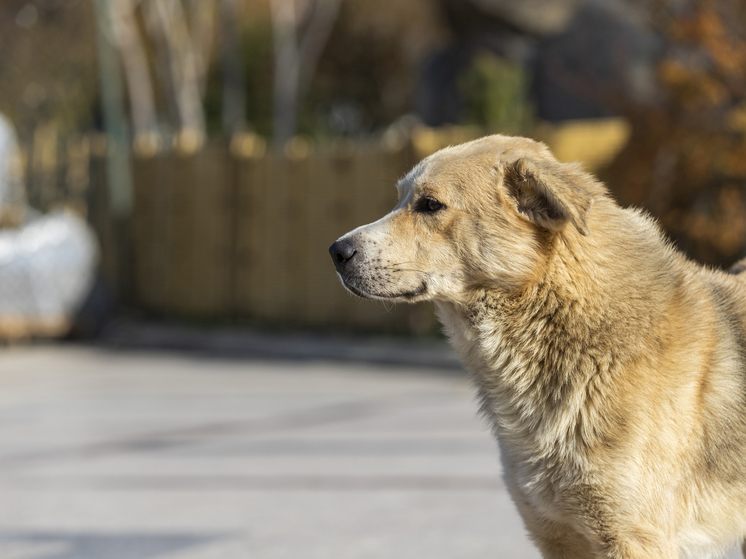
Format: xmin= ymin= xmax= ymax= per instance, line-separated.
xmin=459 ymin=52 xmax=533 ymax=134
xmin=241 ymin=21 xmax=275 ymax=137
xmin=204 ymin=20 xmax=274 ymax=137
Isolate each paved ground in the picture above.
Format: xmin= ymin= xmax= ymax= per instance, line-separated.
xmin=0 ymin=337 xmax=741 ymax=559
xmin=0 ymin=341 xmax=539 ymax=559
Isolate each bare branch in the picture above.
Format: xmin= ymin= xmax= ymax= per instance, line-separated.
xmin=297 ymin=0 xmax=342 ymax=100
xmin=186 ymin=0 xmax=216 ymax=98
xmin=143 ymin=0 xmax=206 ymax=148
xmin=112 ymin=0 xmax=158 ymax=149
xmin=271 ymin=0 xmax=301 ymax=145
xmin=270 ymin=0 xmax=342 ymax=145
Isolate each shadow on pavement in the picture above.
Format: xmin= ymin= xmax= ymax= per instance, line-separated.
xmin=94 ymin=317 xmax=464 ymax=373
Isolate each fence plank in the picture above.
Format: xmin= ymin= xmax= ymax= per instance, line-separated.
xmin=233 ymin=154 xmax=267 ymax=317
xmin=166 ymin=152 xmax=196 ymax=313
xmin=131 ymin=154 xmax=155 ymax=308
xmin=302 ymin=149 xmax=348 ymax=326
xmin=283 ymin=153 xmax=314 ymax=323
xmin=257 ymin=153 xmax=291 ymax=322
xmin=185 ymin=145 xmax=232 ymax=315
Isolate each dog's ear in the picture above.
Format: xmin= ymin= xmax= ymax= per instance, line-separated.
xmin=504 ymin=158 xmax=593 ymax=236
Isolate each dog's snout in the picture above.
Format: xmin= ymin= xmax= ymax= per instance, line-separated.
xmin=329 ymin=239 xmax=358 ymax=269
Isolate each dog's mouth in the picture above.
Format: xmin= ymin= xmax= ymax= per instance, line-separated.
xmin=340 ymin=277 xmax=427 ymax=301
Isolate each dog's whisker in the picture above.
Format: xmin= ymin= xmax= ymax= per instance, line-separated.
xmin=381 ymin=300 xmax=396 ymax=313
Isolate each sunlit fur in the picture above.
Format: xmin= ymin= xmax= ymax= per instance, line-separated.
xmin=331 ymin=134 xmax=746 ymax=558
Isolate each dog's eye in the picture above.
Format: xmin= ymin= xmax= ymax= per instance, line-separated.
xmin=419 ymin=197 xmax=444 ymax=213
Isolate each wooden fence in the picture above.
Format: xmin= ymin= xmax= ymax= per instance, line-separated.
xmin=13 ymin=120 xmax=630 ymax=337
xmin=130 ymin=138 xmax=438 ymax=335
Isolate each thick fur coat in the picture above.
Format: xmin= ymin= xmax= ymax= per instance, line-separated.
xmin=329 ymin=135 xmax=746 ymax=558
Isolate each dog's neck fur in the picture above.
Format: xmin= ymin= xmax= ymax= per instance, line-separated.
xmin=436 ymin=204 xmax=680 ymax=472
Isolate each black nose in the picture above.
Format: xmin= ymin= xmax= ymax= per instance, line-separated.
xmin=329 ymin=239 xmax=357 ymax=270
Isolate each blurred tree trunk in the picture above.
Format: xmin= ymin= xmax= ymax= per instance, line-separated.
xmin=93 ymin=0 xmax=132 ymax=218
xmin=219 ymin=0 xmax=247 ymax=134
xmin=270 ymin=0 xmax=342 ymax=146
xmin=186 ymin=0 xmax=216 ymax=99
xmin=93 ymin=0 xmax=134 ymax=304
xmin=143 ymin=0 xmax=214 ymax=151
xmin=142 ymin=0 xmax=179 ymax=129
xmin=112 ymin=0 xmax=159 ymax=154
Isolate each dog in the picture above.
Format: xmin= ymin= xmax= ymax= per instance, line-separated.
xmin=329 ymin=134 xmax=746 ymax=558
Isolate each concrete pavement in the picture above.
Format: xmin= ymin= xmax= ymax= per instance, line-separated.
xmin=0 ymin=339 xmax=740 ymax=559
xmin=0 ymin=341 xmax=540 ymax=559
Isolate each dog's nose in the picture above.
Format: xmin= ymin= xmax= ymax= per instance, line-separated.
xmin=329 ymin=239 xmax=357 ymax=270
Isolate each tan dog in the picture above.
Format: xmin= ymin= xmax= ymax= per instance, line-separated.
xmin=329 ymin=135 xmax=746 ymax=558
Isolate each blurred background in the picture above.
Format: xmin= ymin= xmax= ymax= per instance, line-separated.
xmin=2 ymin=0 xmax=745 ymax=339
xmin=1 ymin=0 xmax=746 ymax=558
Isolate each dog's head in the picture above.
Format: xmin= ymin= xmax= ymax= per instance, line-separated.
xmin=329 ymin=135 xmax=598 ymax=304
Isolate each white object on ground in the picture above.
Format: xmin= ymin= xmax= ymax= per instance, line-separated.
xmin=0 ymin=211 xmax=98 ymax=321
xmin=0 ymin=113 xmax=26 ymax=210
